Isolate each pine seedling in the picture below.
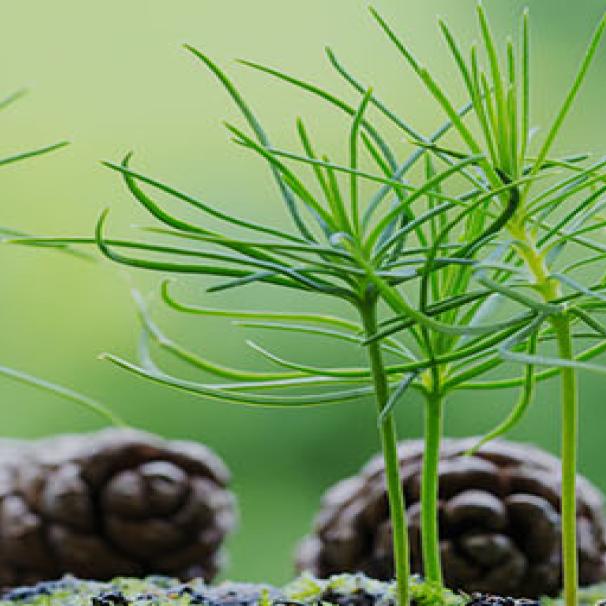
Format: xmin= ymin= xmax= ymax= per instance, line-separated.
xmin=366 ymin=5 xmax=606 ymax=606
xmin=0 ymin=90 xmax=121 ymax=425
xmin=20 ymin=4 xmax=605 ymax=603
xmin=50 ymin=25 xmax=547 ymax=606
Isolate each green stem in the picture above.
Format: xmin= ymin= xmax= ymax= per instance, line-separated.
xmin=551 ymin=312 xmax=578 ymax=606
xmin=361 ymin=301 xmax=410 ymax=606
xmin=513 ymin=229 xmax=578 ymax=606
xmin=421 ymin=389 xmax=444 ymax=585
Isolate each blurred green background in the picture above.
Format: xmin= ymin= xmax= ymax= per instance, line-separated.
xmin=2 ymin=0 xmax=606 ymax=585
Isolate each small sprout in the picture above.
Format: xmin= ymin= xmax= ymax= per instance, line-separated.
xmin=52 ymin=3 xmax=606 ymax=605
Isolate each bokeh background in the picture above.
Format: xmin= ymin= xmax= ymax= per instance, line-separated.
xmin=2 ymin=0 xmax=606 ymax=585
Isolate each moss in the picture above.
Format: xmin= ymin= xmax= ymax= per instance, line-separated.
xmin=284 ymin=573 xmax=463 ymax=606
xmin=2 ymin=574 xmax=603 ymax=606
xmin=0 ymin=575 xmax=465 ymax=606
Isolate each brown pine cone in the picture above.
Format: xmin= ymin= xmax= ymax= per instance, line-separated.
xmin=0 ymin=428 xmax=236 ymax=586
xmin=296 ymin=438 xmax=606 ymax=598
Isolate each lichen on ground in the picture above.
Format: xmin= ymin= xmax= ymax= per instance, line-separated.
xmin=0 ymin=574 xmax=457 ymax=606
xmin=0 ymin=574 xmax=600 ymax=606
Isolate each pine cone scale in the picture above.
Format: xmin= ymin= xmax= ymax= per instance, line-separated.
xmin=0 ymin=429 xmax=236 ymax=585
xmin=297 ymin=438 xmax=606 ymax=598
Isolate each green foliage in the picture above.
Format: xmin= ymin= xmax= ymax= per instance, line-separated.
xmin=16 ymin=2 xmax=605 ymax=603
xmin=0 ymin=90 xmax=122 ymax=427
xmin=369 ymin=6 xmax=605 ymax=606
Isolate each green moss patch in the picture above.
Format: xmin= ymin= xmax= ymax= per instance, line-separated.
xmin=1 ymin=574 xmax=602 ymax=606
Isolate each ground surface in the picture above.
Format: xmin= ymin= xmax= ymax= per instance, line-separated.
xmin=0 ymin=574 xmax=599 ymax=606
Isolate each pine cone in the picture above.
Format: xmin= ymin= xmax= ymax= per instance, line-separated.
xmin=296 ymin=438 xmax=606 ymax=598
xmin=0 ymin=428 xmax=236 ymax=586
